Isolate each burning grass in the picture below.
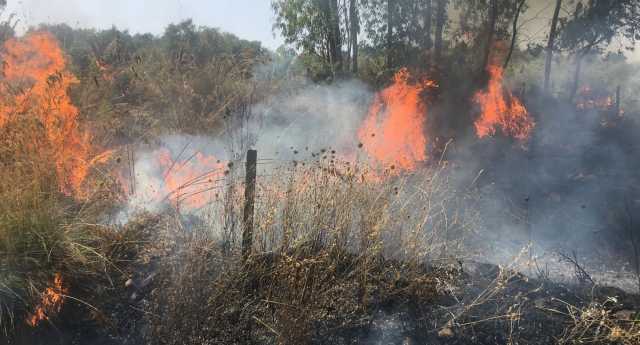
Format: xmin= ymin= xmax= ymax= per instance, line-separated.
xmin=116 ymin=160 xmax=640 ymax=345
xmin=1 ymin=28 xmax=638 ymax=345
xmin=139 ymin=159 xmax=473 ymax=344
xmin=0 ymin=32 xmax=142 ymax=340
xmin=2 ymin=148 xmax=639 ymax=344
xmin=0 ymin=133 xmax=129 ymax=340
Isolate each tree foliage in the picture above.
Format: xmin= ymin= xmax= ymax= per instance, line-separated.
xmin=272 ymin=0 xmax=344 ymax=79
xmin=36 ymin=21 xmax=266 ymax=142
xmin=559 ymin=0 xmax=640 ymax=55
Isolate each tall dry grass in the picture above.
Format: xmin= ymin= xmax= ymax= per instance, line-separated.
xmin=142 ymin=158 xmax=477 ymax=344
xmin=0 ymin=105 xmax=132 ymax=338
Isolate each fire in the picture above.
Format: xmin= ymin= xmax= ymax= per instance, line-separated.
xmin=95 ymin=58 xmax=114 ymax=82
xmin=474 ymin=64 xmax=534 ymax=141
xmin=119 ymin=147 xmax=228 ymax=211
xmin=357 ymin=68 xmax=435 ymax=172
xmin=159 ymin=149 xmax=227 ymax=210
xmin=27 ymin=273 xmax=67 ymax=327
xmin=0 ymin=32 xmax=104 ymax=198
xmin=577 ymin=86 xmax=614 ymax=111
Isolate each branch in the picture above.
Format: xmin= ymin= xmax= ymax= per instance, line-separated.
xmin=504 ymin=0 xmax=527 ymax=69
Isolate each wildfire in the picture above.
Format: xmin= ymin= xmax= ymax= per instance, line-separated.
xmin=357 ymin=68 xmax=436 ymax=173
xmin=474 ymin=64 xmax=534 ymax=141
xmin=120 ymin=147 xmax=228 ymax=212
xmin=27 ymin=273 xmax=67 ymax=327
xmin=577 ymin=86 xmax=614 ymax=111
xmin=0 ymin=32 xmax=106 ymax=198
xmin=159 ymin=149 xmax=227 ymax=210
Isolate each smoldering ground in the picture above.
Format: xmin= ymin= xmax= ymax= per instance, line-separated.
xmin=446 ymin=84 xmax=640 ymax=288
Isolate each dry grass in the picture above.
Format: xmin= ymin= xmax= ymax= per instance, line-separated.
xmin=0 ymin=107 xmax=139 ymax=339
xmin=141 ymin=159 xmax=473 ymax=344
xmin=556 ymin=298 xmax=640 ymax=345
xmin=2 ymin=114 xmax=637 ymax=344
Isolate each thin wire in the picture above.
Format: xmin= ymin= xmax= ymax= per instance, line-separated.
xmin=162 ymin=142 xmax=191 ymax=180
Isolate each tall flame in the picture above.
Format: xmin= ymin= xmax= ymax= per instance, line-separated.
xmin=357 ymin=68 xmax=435 ymax=172
xmin=0 ymin=32 xmax=99 ymax=198
xmin=27 ymin=273 xmax=67 ymax=327
xmin=474 ymin=64 xmax=534 ymax=141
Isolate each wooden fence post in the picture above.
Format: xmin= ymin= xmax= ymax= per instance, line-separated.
xmin=615 ymin=85 xmax=621 ymax=116
xmin=242 ymin=149 xmax=257 ymax=260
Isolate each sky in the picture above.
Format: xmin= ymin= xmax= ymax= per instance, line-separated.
xmin=2 ymin=0 xmax=639 ymax=62
xmin=4 ymin=0 xmax=284 ymax=48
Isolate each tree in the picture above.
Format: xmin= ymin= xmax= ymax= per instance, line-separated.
xmin=349 ymin=0 xmax=360 ymax=73
xmin=452 ymin=0 xmax=526 ymax=72
xmin=543 ymin=0 xmax=562 ymax=92
xmin=421 ymin=0 xmax=433 ymax=67
xmin=358 ymin=0 xmax=439 ymax=71
xmin=423 ymin=0 xmax=433 ymax=51
xmin=328 ymin=0 xmax=343 ymax=71
xmin=503 ymin=0 xmax=527 ymax=69
xmin=559 ymin=0 xmax=640 ymax=100
xmin=0 ymin=1 xmax=16 ymax=45
xmin=386 ymin=0 xmax=394 ymax=67
xmin=433 ymin=0 xmax=448 ymax=64
xmin=272 ymin=0 xmax=345 ymax=78
xmin=481 ymin=0 xmax=498 ymax=71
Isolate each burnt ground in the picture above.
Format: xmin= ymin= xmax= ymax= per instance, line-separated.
xmin=10 ymin=258 xmax=639 ymax=345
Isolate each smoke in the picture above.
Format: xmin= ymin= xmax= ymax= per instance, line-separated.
xmin=113 ymin=53 xmax=640 ymax=291
xmin=114 ymin=134 xmax=228 ymax=221
xmin=113 ymin=69 xmax=375 ymax=221
xmin=448 ymin=78 xmax=640 ymax=280
xmin=251 ymin=79 xmax=373 ymax=160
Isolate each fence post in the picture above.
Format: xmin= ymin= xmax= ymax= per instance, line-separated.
xmin=242 ymin=149 xmax=257 ymax=261
xmin=615 ymin=85 xmax=621 ymax=116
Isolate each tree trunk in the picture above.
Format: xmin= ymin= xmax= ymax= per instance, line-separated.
xmin=329 ymin=0 xmax=343 ymax=74
xmin=615 ymin=85 xmax=621 ymax=116
xmin=424 ymin=0 xmax=433 ymax=50
xmin=482 ymin=0 xmax=498 ymax=71
xmin=344 ymin=0 xmax=351 ymax=70
xmin=504 ymin=0 xmax=527 ymax=69
xmin=544 ymin=0 xmax=562 ymax=92
xmin=386 ymin=0 xmax=394 ymax=68
xmin=569 ymin=53 xmax=583 ymax=101
xmin=350 ymin=0 xmax=359 ymax=73
xmin=434 ymin=0 xmax=447 ymax=64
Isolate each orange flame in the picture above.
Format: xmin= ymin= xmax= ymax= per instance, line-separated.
xmin=474 ymin=64 xmax=534 ymax=141
xmin=357 ymin=68 xmax=435 ymax=173
xmin=576 ymin=86 xmax=614 ymax=110
xmin=117 ymin=148 xmax=228 ymax=211
xmin=0 ymin=32 xmax=104 ymax=198
xmin=159 ymin=150 xmax=227 ymax=210
xmin=27 ymin=273 xmax=67 ymax=327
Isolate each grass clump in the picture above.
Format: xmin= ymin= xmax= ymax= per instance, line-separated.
xmin=0 ymin=109 xmax=132 ymax=340
xmin=557 ymin=298 xmax=640 ymax=345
